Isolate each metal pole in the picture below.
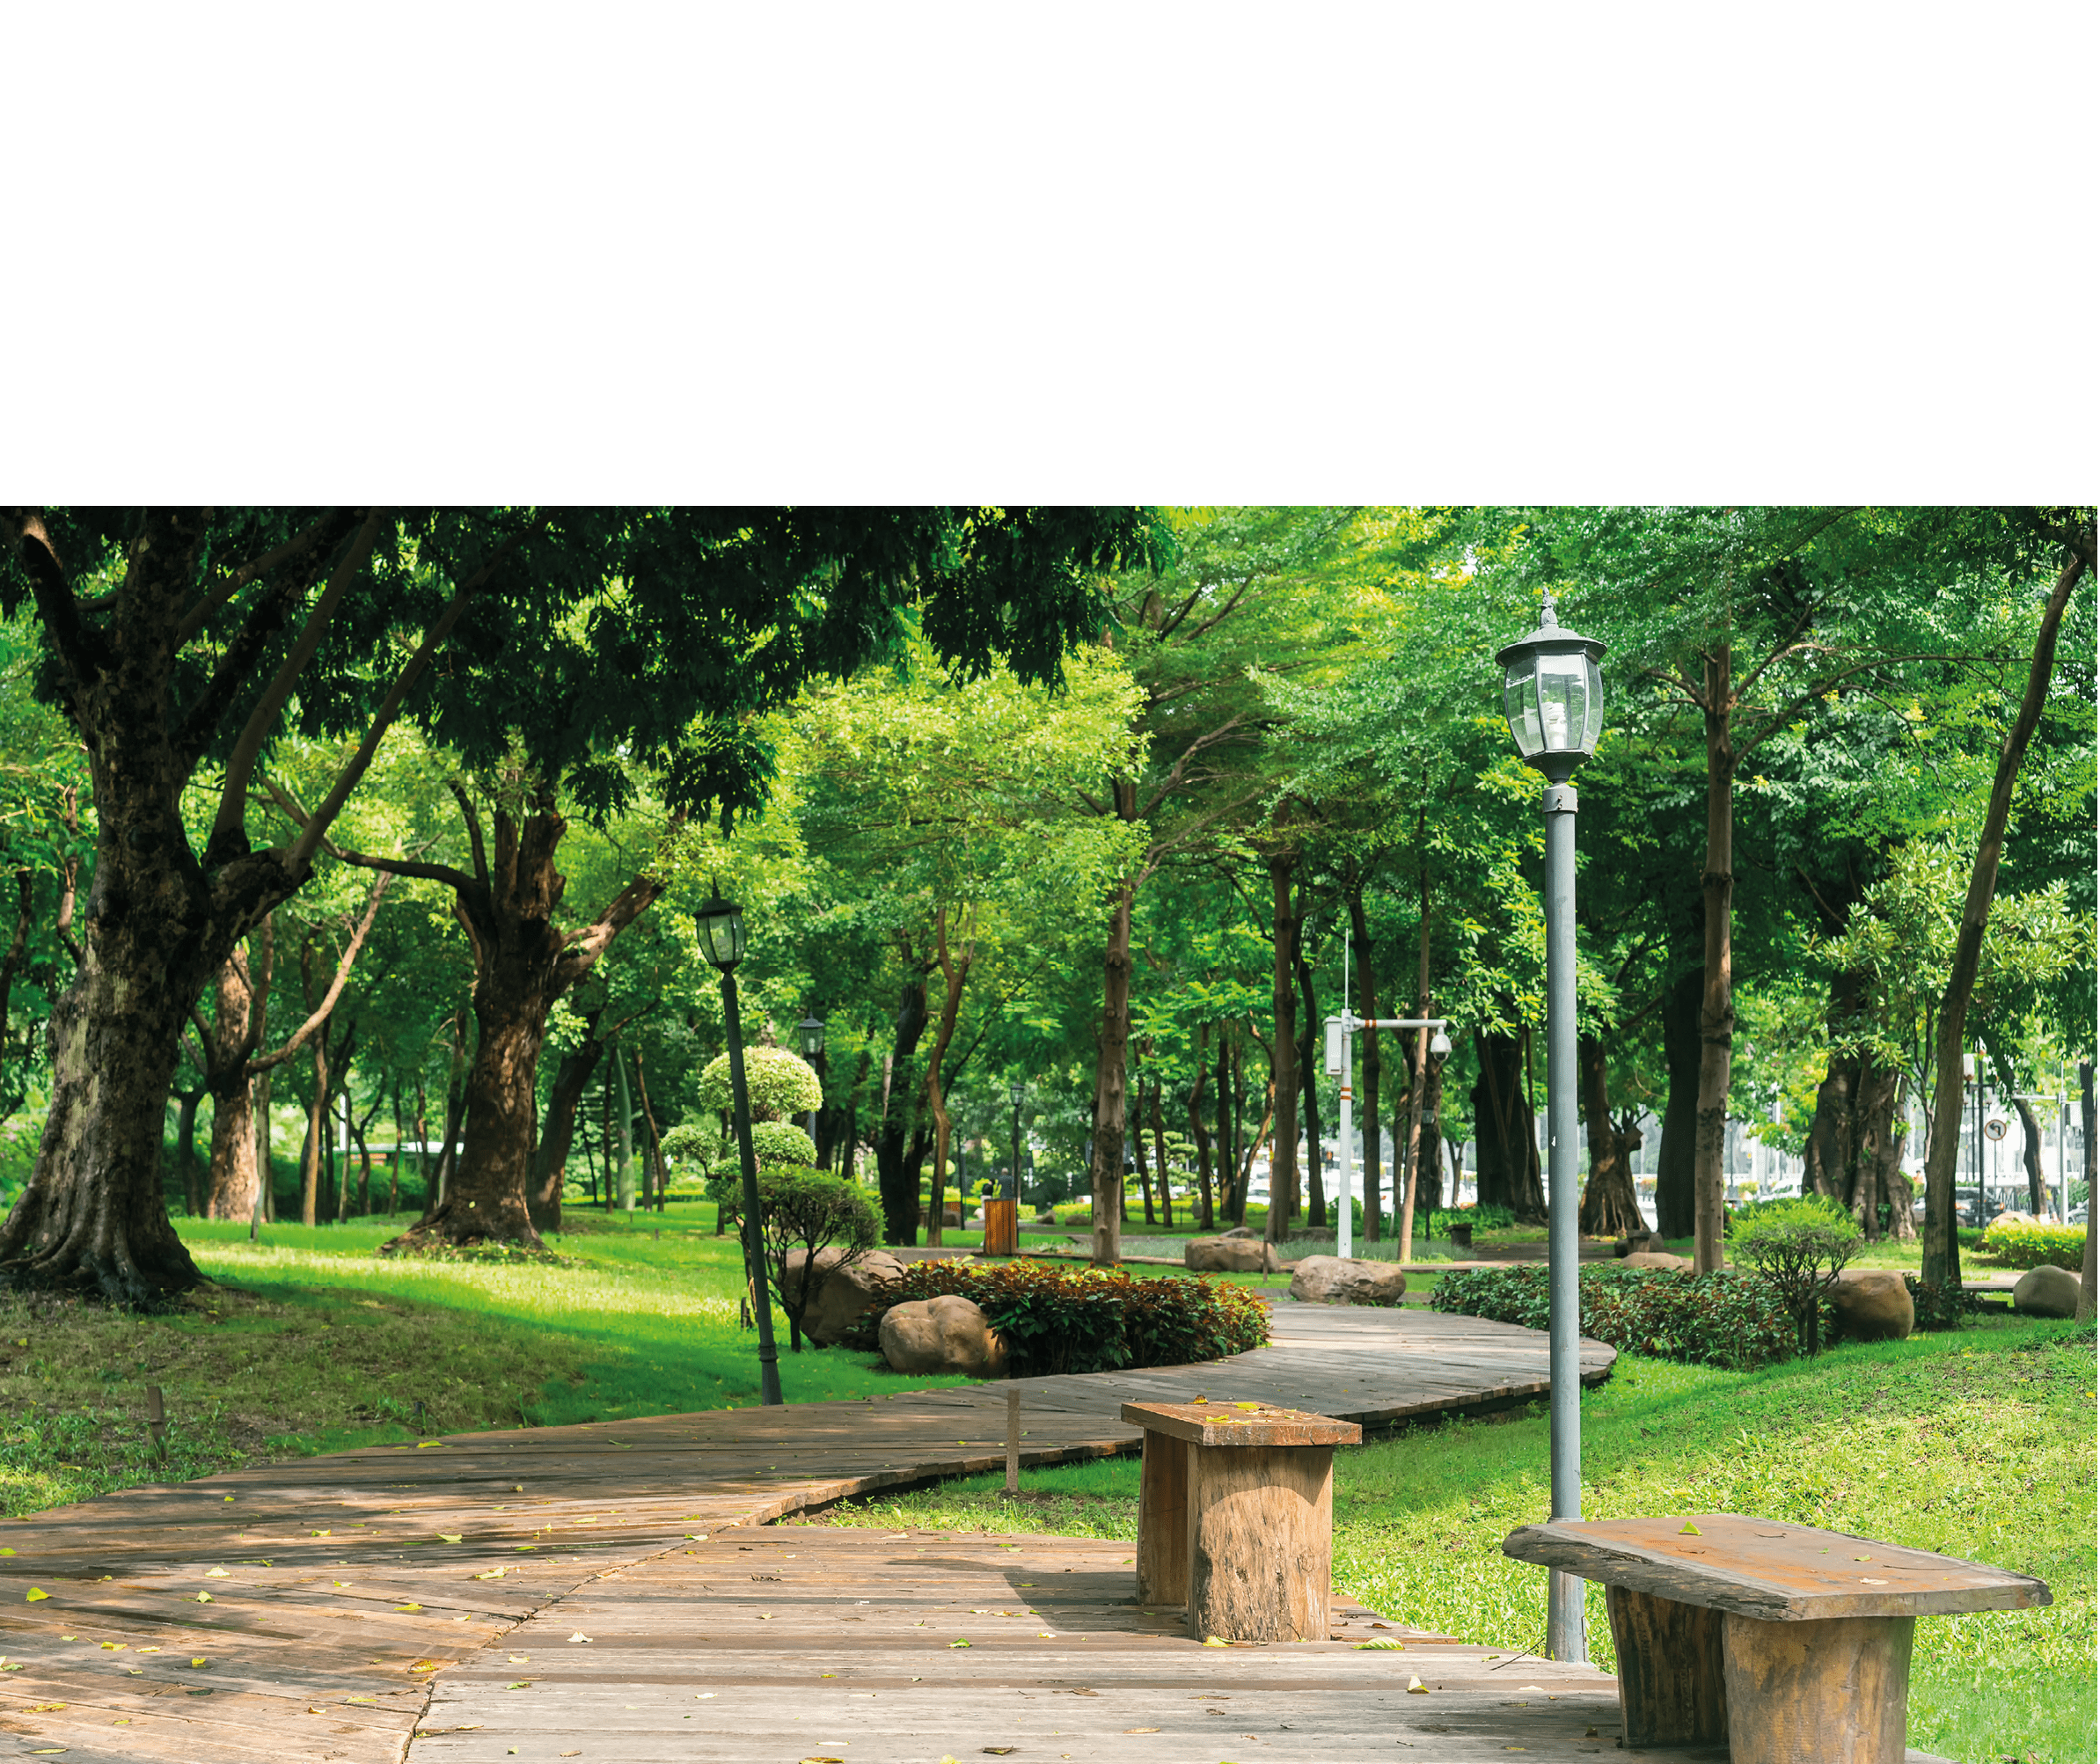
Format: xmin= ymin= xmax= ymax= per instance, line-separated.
xmin=1338 ymin=937 xmax=1354 ymax=1260
xmin=1012 ymin=1101 xmax=1022 ymax=1206
xmin=721 ymin=970 xmax=784 ymax=1407
xmin=1543 ymin=776 xmax=1584 ymax=1663
xmin=1973 ymin=1053 xmax=1985 ymax=1224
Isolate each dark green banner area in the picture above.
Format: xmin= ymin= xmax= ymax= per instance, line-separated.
xmin=8 ymin=3 xmax=2091 ymax=500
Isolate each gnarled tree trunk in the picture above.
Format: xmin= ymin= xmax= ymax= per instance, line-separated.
xmin=1087 ymin=845 xmax=1137 ymax=1265
xmin=1265 ymin=854 xmax=1299 ymax=1244
xmin=874 ymin=971 xmax=931 ymax=1243
xmin=1473 ymin=1026 xmax=1546 ymax=1222
xmin=1577 ymin=1031 xmax=1645 ymax=1237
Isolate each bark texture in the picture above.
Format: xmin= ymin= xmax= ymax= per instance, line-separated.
xmin=874 ymin=970 xmax=932 ymax=1242
xmin=1920 ymin=543 xmax=2086 ymax=1290
xmin=1265 ymin=854 xmax=1299 ymax=1244
xmin=1577 ymin=1032 xmax=1646 ymax=1237
xmin=1692 ymin=644 xmax=1736 ymax=1274
xmin=1472 ymin=1026 xmax=1546 ymax=1222
xmin=1088 ymin=851 xmax=1137 ymax=1265
xmin=1655 ymin=963 xmax=1701 ymax=1237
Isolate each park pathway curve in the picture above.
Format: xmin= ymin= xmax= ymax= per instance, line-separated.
xmin=0 ymin=1304 xmax=1618 ymax=1764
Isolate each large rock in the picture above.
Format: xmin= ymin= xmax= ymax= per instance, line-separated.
xmin=1612 ymin=1231 xmax=1656 ymax=1258
xmin=786 ymin=1247 xmax=904 ymax=1347
xmin=1831 ymin=1267 xmax=1913 ymax=1341
xmin=879 ymin=1293 xmax=1007 ymax=1378
xmin=1185 ymin=1235 xmax=1287 ymax=1273
xmin=1620 ymin=1250 xmax=1692 ymax=1271
xmin=1288 ymin=1255 xmax=1409 ymax=1307
xmin=2013 ymin=1263 xmax=2081 ymax=1319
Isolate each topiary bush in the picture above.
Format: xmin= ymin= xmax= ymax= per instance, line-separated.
xmin=1729 ymin=1195 xmax=1862 ymax=1355
xmin=1426 ymin=1202 xmax=1517 ymax=1236
xmin=842 ymin=1260 xmax=1270 ymax=1377
xmin=746 ymin=1167 xmax=882 ymax=1351
xmin=1430 ymin=1263 xmax=1798 ymax=1371
xmin=695 ymin=1046 xmax=822 ymax=1123
xmin=1978 ymin=1218 xmax=2089 ymax=1270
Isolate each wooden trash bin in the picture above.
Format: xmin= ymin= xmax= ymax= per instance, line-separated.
xmin=1122 ymin=1400 xmax=1361 ymax=1642
xmin=1504 ymin=1512 xmax=2052 ymax=1764
xmin=982 ymin=1196 xmax=1018 ymax=1256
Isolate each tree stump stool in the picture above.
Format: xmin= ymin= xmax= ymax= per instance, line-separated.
xmin=1504 ymin=1512 xmax=2052 ymax=1764
xmin=1122 ymin=1400 xmax=1361 ymax=1642
xmin=981 ymin=1196 xmax=1018 ymax=1256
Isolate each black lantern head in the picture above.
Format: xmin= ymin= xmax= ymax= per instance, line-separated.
xmin=694 ymin=894 xmax=745 ymax=972
xmin=1009 ymin=1079 xmax=1024 ymax=1106
xmin=797 ymin=1014 xmax=826 ymax=1059
xmin=1496 ymin=589 xmax=1606 ymax=781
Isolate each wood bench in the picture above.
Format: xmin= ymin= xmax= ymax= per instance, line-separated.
xmin=1504 ymin=1512 xmax=2052 ymax=1763
xmin=1122 ymin=1400 xmax=1361 ymax=1642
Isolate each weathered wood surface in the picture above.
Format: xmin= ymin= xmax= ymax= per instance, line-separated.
xmin=407 ymin=1528 xmax=1957 ymax=1763
xmin=1604 ymin=1583 xmax=1727 ymax=1746
xmin=0 ymin=1304 xmax=1620 ymax=1761
xmin=1119 ymin=1400 xmax=1363 ymax=1447
xmin=1503 ymin=1512 xmax=2052 ymax=1620
xmin=1132 ymin=1431 xmax=1187 ymax=1607
xmin=1185 ymin=1439 xmax=1335 ymax=1643
xmin=1723 ymin=1609 xmax=1914 ymax=1764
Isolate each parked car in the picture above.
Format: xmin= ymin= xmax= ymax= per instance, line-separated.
xmin=2071 ymin=1204 xmax=2089 ymax=1226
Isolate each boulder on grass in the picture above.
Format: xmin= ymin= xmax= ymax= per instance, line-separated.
xmin=1185 ymin=1235 xmax=1287 ymax=1273
xmin=1288 ymin=1255 xmax=1408 ymax=1307
xmin=2013 ymin=1263 xmax=2081 ymax=1319
xmin=879 ymin=1293 xmax=1006 ymax=1378
xmin=1613 ymin=1231 xmax=1656 ymax=1258
xmin=787 ymin=1247 xmax=904 ymax=1347
xmin=1620 ymin=1250 xmax=1693 ymax=1271
xmin=1831 ymin=1266 xmax=1913 ymax=1341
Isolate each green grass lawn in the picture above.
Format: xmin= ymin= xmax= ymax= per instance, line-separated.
xmin=810 ymin=1315 xmax=2097 ymax=1764
xmin=0 ymin=1210 xmax=966 ymax=1519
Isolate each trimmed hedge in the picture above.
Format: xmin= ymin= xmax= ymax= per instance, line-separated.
xmin=1979 ymin=1219 xmax=2089 ymax=1271
xmin=1429 ymin=1263 xmax=1798 ymax=1371
xmin=843 ymin=1260 xmax=1270 ymax=1377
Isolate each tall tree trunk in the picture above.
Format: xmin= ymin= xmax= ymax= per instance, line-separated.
xmin=1692 ymin=643 xmax=1737 ymax=1275
xmin=1418 ymin=1054 xmax=1445 ymax=1214
xmin=387 ymin=1083 xmax=404 ymax=1215
xmin=1189 ymin=1023 xmax=1214 ymax=1232
xmin=1472 ymin=1027 xmax=1546 ymax=1221
xmin=254 ymin=1069 xmax=276 ymax=1224
xmin=1088 ymin=854 xmax=1138 ymax=1266
xmin=429 ymin=1012 xmax=467 ymax=1204
xmin=1150 ymin=1073 xmax=1174 ymax=1229
xmin=1134 ymin=1069 xmax=1156 ymax=1226
xmin=300 ymin=1029 xmax=330 ymax=1227
xmin=2077 ymin=1061 xmax=2096 ymax=1322
xmin=1655 ymin=962 xmax=1701 ymax=1238
xmin=874 ymin=974 xmax=930 ymax=1244
xmin=371 ymin=791 xmax=670 ymax=1255
xmin=1265 ymin=854 xmax=1300 ymax=1244
xmin=1803 ymin=1049 xmax=1858 ymax=1203
xmin=1219 ymin=1030 xmax=1240 ymax=1224
xmin=172 ymin=1087 xmax=206 ymax=1217
xmin=1348 ymin=885 xmax=1383 ymax=1243
xmin=412 ymin=1070 xmax=431 ymax=1203
xmin=1921 ymin=543 xmax=2086 ymax=1291
xmin=1577 ymin=1031 xmax=1644 ymax=1236
xmin=1295 ymin=935 xmax=1325 ymax=1229
xmin=1396 ymin=873 xmax=1435 ymax=1262
xmin=924 ymin=904 xmax=973 ymax=1249
xmin=2009 ymin=1093 xmax=2049 ymax=1219
xmin=529 ymin=1009 xmax=608 ymax=1233
xmin=611 ymin=1047 xmax=636 ymax=1210
xmin=204 ymin=922 xmax=273 ymax=1219
xmin=635 ymin=1053 xmax=668 ymax=1215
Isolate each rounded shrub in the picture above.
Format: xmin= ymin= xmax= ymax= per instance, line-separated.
xmin=695 ymin=1045 xmax=822 ymax=1122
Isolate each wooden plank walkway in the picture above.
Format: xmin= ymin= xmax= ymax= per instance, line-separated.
xmin=0 ymin=1303 xmax=1622 ymax=1762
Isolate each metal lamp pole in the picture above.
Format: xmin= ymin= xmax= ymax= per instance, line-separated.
xmin=797 ymin=1015 xmax=826 ymax=1151
xmin=1497 ymin=588 xmax=1606 ymax=1665
xmin=697 ymin=892 xmax=783 ymax=1408
xmin=1009 ymin=1080 xmax=1025 ymax=1204
xmin=1328 ymin=995 xmax=1451 ymax=1262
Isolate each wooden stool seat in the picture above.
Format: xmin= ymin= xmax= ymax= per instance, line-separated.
xmin=1123 ymin=1400 xmax=1361 ymax=1643
xmin=1504 ymin=1512 xmax=2052 ymax=1764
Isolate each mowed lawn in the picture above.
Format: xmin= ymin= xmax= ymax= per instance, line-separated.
xmin=0 ymin=1209 xmax=965 ymax=1519
xmin=812 ymin=1315 xmax=2097 ymax=1764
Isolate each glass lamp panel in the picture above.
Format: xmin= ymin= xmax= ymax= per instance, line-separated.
xmin=1581 ymin=653 xmax=1605 ymax=753
xmin=697 ymin=906 xmax=743 ymax=970
xmin=1536 ymin=651 xmax=1588 ymax=753
xmin=1503 ymin=653 xmax=1544 ymax=757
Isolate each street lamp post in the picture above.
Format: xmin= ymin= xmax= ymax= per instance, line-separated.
xmin=1325 ymin=965 xmax=1451 ymax=1261
xmin=797 ymin=1015 xmax=826 ymax=1150
xmin=696 ymin=891 xmax=783 ymax=1408
xmin=1497 ymin=588 xmax=1606 ymax=1665
xmin=1009 ymin=1080 xmax=1025 ymax=1204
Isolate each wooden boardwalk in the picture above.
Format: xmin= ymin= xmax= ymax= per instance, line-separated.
xmin=0 ymin=1303 xmax=1635 ymax=1763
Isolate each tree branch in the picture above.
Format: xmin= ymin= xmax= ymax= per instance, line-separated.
xmin=174 ymin=511 xmax=337 ymax=650
xmin=448 ymin=780 xmax=490 ymax=887
xmin=2 ymin=511 xmax=100 ymax=699
xmin=261 ymin=777 xmax=479 ymax=893
xmin=283 ymin=516 xmax=548 ymax=878
xmin=206 ymin=509 xmax=386 ymax=860
xmin=245 ymin=868 xmax=394 ymax=1076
